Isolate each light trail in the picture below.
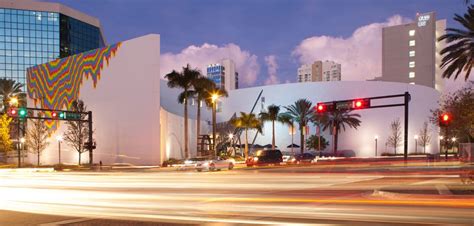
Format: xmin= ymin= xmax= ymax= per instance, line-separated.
xmin=0 ymin=169 xmax=473 ymax=224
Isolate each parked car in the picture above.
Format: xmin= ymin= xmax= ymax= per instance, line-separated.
xmin=282 ymin=153 xmax=295 ymax=163
xmin=195 ymin=156 xmax=235 ymax=172
xmin=289 ymin=153 xmax=316 ymax=164
xmin=246 ymin=149 xmax=283 ymax=167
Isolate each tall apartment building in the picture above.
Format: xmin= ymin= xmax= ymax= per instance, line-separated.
xmin=0 ymin=0 xmax=105 ymax=86
xmin=297 ymin=60 xmax=341 ymax=83
xmin=380 ymin=12 xmax=446 ymax=91
xmin=206 ymin=58 xmax=239 ymax=91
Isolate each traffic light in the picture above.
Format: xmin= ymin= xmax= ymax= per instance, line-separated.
xmin=18 ymin=108 xmax=27 ymax=118
xmin=7 ymin=108 xmax=18 ymax=117
xmin=51 ymin=111 xmax=58 ymax=118
xmin=439 ymin=113 xmax=451 ymax=127
xmin=315 ymin=103 xmax=333 ymax=113
xmin=351 ymin=99 xmax=370 ymax=109
xmin=59 ymin=112 xmax=66 ymax=119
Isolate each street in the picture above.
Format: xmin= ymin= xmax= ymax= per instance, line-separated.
xmin=0 ymin=163 xmax=473 ymax=225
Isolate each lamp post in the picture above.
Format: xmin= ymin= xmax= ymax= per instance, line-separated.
xmin=374 ymin=135 xmax=378 ymax=157
xmin=56 ymin=135 xmax=63 ymax=165
xmin=211 ymin=93 xmax=219 ymax=157
xmin=414 ymin=135 xmax=419 ymax=154
xmin=451 ymin=137 xmax=457 ymax=156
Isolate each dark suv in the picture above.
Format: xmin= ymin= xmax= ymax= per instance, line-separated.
xmin=246 ymin=149 xmax=283 ymax=166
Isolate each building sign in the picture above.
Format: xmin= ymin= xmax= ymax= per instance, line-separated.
xmin=418 ymin=14 xmax=430 ymax=27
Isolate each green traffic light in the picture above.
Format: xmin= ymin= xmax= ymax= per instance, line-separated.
xmin=59 ymin=112 xmax=65 ymax=118
xmin=19 ymin=108 xmax=27 ymax=117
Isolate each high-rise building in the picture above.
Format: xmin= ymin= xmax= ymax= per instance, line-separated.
xmin=380 ymin=12 xmax=445 ymax=91
xmin=297 ymin=60 xmax=341 ymax=83
xmin=206 ymin=59 xmax=238 ymax=91
xmin=0 ymin=0 xmax=105 ymax=86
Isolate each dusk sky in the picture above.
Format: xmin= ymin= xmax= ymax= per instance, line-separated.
xmin=44 ymin=0 xmax=469 ymax=90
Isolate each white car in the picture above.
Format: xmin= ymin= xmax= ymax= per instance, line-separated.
xmin=180 ymin=157 xmax=209 ymax=170
xmin=195 ymin=156 xmax=235 ymax=172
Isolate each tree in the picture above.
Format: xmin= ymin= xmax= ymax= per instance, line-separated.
xmin=191 ymin=76 xmax=215 ymax=152
xmin=259 ymin=104 xmax=283 ymax=150
xmin=230 ymin=112 xmax=262 ymax=159
xmin=430 ymin=84 xmax=473 ymax=143
xmin=321 ymin=109 xmax=361 ymax=155
xmin=418 ymin=121 xmax=431 ymax=154
xmin=306 ymin=135 xmax=329 ymax=151
xmin=64 ymin=100 xmax=89 ymax=165
xmin=278 ymin=113 xmax=296 ymax=153
xmin=165 ymin=64 xmax=201 ymax=159
xmin=284 ymin=99 xmax=314 ymax=154
xmin=25 ymin=116 xmax=49 ymax=166
xmin=438 ymin=5 xmax=474 ymax=81
xmin=386 ymin=118 xmax=402 ymax=154
xmin=0 ymin=114 xmax=12 ymax=161
xmin=0 ymin=78 xmax=24 ymax=113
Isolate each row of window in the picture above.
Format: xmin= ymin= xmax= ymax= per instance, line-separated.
xmin=0 ymin=37 xmax=59 ymax=45
xmin=0 ymin=44 xmax=60 ymax=52
xmin=409 ymin=30 xmax=416 ymax=80
xmin=0 ymin=30 xmax=59 ymax=39
xmin=1 ymin=52 xmax=59 ymax=61
xmin=0 ymin=61 xmax=54 ymax=70
xmin=0 ymin=22 xmax=59 ymax=31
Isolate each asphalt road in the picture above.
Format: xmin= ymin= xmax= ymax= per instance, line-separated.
xmin=0 ymin=163 xmax=473 ymax=225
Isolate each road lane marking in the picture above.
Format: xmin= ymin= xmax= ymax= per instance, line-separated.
xmin=40 ymin=218 xmax=90 ymax=226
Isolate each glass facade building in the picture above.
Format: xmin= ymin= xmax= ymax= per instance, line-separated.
xmin=0 ymin=7 xmax=104 ymax=87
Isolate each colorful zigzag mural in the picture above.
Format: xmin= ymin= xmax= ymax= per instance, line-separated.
xmin=27 ymin=42 xmax=121 ymax=128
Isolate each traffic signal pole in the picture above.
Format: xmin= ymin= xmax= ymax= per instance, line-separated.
xmin=88 ymin=111 xmax=93 ymax=165
xmin=404 ymin=92 xmax=409 ymax=163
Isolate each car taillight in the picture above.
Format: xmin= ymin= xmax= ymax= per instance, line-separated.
xmin=253 ymin=157 xmax=258 ymax=162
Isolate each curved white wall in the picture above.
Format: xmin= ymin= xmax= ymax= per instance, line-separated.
xmin=215 ymin=81 xmax=440 ymax=156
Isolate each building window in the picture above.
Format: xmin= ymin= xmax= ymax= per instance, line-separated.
xmin=409 ymin=51 xmax=415 ymax=57
xmin=409 ymin=30 xmax=415 ymax=36
xmin=409 ymin=40 xmax=415 ymax=46
xmin=409 ymin=61 xmax=415 ymax=68
xmin=409 ymin=72 xmax=415 ymax=78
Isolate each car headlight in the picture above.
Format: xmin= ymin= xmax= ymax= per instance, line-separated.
xmin=253 ymin=157 xmax=258 ymax=161
xmin=203 ymin=162 xmax=209 ymax=167
xmin=184 ymin=161 xmax=192 ymax=164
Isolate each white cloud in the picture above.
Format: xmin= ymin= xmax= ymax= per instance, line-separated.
xmin=292 ymin=15 xmax=411 ymax=81
xmin=264 ymin=55 xmax=280 ymax=85
xmin=161 ymin=43 xmax=260 ymax=86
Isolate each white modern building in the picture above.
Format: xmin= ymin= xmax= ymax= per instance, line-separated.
xmin=22 ymin=34 xmax=441 ymax=166
xmin=379 ymin=12 xmax=446 ymax=92
xmin=206 ymin=59 xmax=238 ymax=91
xmin=297 ymin=60 xmax=341 ymax=83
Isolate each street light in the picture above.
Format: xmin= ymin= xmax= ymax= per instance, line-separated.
xmin=211 ymin=92 xmax=219 ymax=157
xmin=56 ymin=135 xmax=63 ymax=165
xmin=9 ymin=97 xmax=18 ymax=106
xmin=414 ymin=135 xmax=419 ymax=154
xmin=374 ymin=135 xmax=379 ymax=157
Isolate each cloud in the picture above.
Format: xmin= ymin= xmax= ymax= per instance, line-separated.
xmin=161 ymin=43 xmax=260 ymax=87
xmin=264 ymin=55 xmax=280 ymax=85
xmin=292 ymin=15 xmax=411 ymax=81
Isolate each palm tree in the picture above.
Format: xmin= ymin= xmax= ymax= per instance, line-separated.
xmin=284 ymin=99 xmax=314 ymax=154
xmin=311 ymin=111 xmax=329 ymax=155
xmin=259 ymin=104 xmax=281 ymax=149
xmin=230 ymin=112 xmax=262 ymax=159
xmin=191 ymin=76 xmax=215 ymax=151
xmin=438 ymin=5 xmax=474 ymax=81
xmin=0 ymin=78 xmax=24 ymax=113
xmin=165 ymin=64 xmax=201 ymax=159
xmin=278 ymin=113 xmax=295 ymax=153
xmin=322 ymin=109 xmax=361 ymax=155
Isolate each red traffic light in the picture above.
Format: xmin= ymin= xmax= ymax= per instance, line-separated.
xmin=352 ymin=99 xmax=370 ymax=109
xmin=7 ymin=108 xmax=18 ymax=116
xmin=439 ymin=113 xmax=451 ymax=126
xmin=51 ymin=111 xmax=58 ymax=118
xmin=316 ymin=104 xmax=325 ymax=112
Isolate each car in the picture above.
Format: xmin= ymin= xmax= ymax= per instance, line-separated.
xmin=289 ymin=153 xmax=316 ymax=164
xmin=180 ymin=157 xmax=209 ymax=170
xmin=195 ymin=156 xmax=235 ymax=172
xmin=246 ymin=149 xmax=283 ymax=167
xmin=282 ymin=153 xmax=295 ymax=163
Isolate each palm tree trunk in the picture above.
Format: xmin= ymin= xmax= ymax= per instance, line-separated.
xmin=271 ymin=120 xmax=275 ymax=149
xmin=184 ymin=98 xmax=189 ymax=159
xmin=196 ymin=99 xmax=201 ymax=155
xmin=244 ymin=129 xmax=249 ymax=159
xmin=37 ymin=152 xmax=40 ymax=166
xmin=333 ymin=125 xmax=338 ymax=156
xmin=300 ymin=124 xmax=304 ymax=154
xmin=78 ymin=152 xmax=81 ymax=165
xmin=291 ymin=124 xmax=294 ymax=154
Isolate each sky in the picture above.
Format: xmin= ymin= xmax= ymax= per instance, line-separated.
xmin=44 ymin=0 xmax=471 ymax=92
